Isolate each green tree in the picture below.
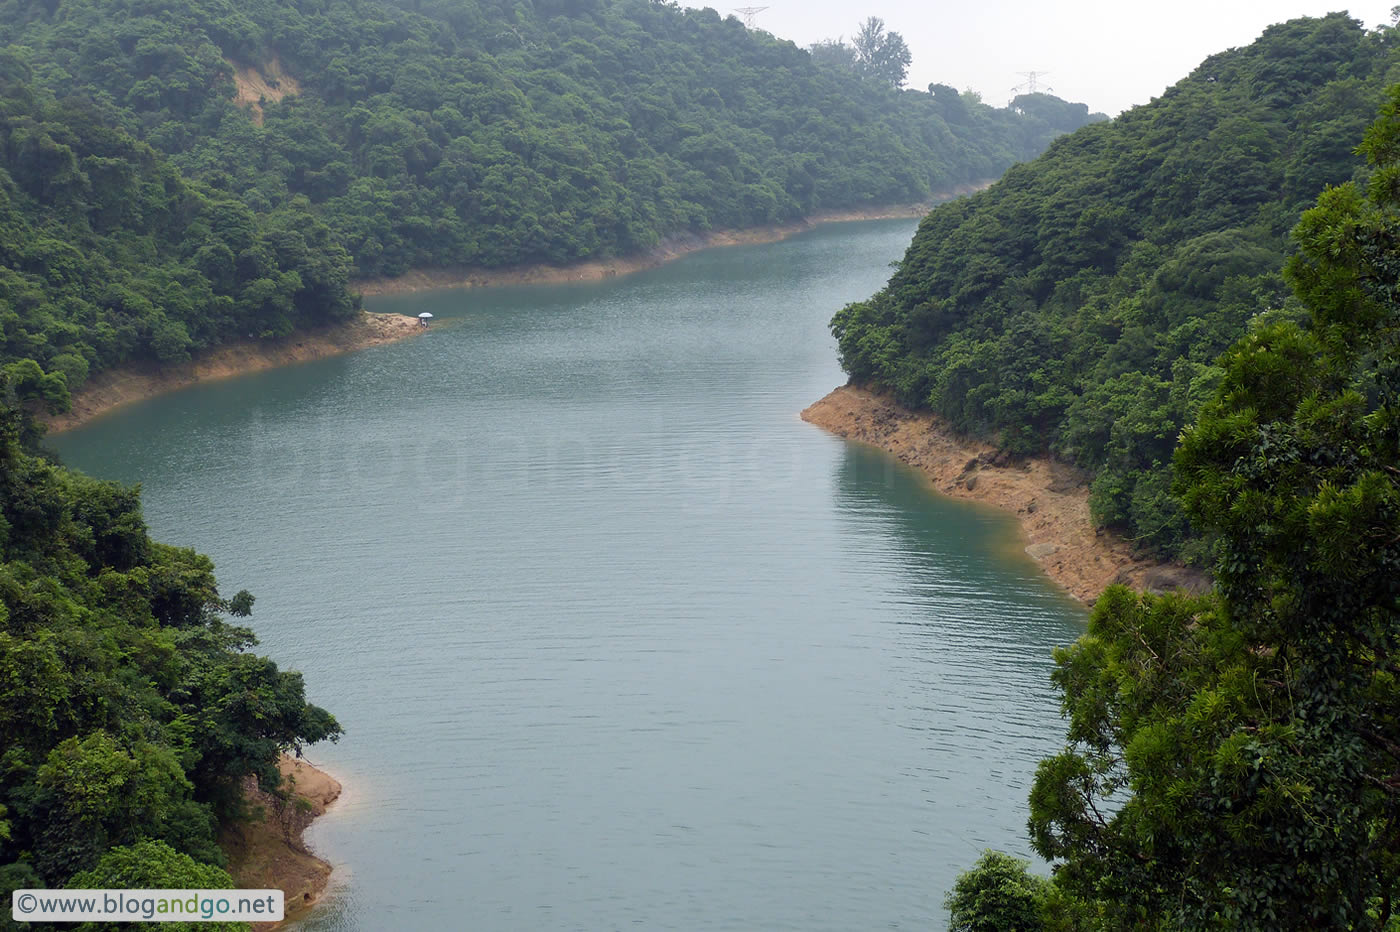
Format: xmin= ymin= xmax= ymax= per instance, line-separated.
xmin=2 ymin=0 xmax=1095 ymax=300
xmin=1025 ymin=87 xmax=1400 ymax=929
xmin=945 ymin=851 xmax=1052 ymax=931
xmin=808 ymin=38 xmax=856 ymax=72
xmin=851 ymin=17 xmax=912 ymax=89
xmin=67 ymin=841 xmax=248 ymax=932
xmin=0 ymin=381 xmax=340 ymax=889
xmin=832 ymin=13 xmax=1385 ymax=561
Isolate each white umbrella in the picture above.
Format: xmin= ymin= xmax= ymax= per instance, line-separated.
xmin=418 ymin=312 xmax=434 ymax=319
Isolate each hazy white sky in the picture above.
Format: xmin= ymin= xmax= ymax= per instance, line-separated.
xmin=713 ymin=2 xmax=1396 ymax=115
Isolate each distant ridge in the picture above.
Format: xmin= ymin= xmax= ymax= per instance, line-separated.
xmin=0 ymin=0 xmax=1100 ymax=407
xmin=829 ymin=12 xmax=1395 ymax=560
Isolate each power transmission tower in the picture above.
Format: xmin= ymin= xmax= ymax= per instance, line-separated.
xmin=1011 ymin=71 xmax=1052 ymax=95
xmin=733 ymin=6 xmax=768 ymax=28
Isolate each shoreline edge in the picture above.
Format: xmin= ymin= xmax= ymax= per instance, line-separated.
xmin=41 ymin=311 xmax=423 ymax=434
xmin=222 ymin=755 xmax=343 ymax=931
xmin=43 ymin=200 xmax=969 ymax=434
xmin=353 ymin=189 xmax=989 ymax=297
xmin=801 ymin=385 xmax=1210 ymax=605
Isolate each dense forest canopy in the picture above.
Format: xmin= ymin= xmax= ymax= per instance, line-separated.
xmin=2 ymin=1 xmax=1398 ymax=925
xmin=809 ymin=17 xmax=913 ymax=90
xmin=950 ymin=87 xmax=1400 ymax=931
xmin=0 ymin=1 xmax=1105 ymax=910
xmin=0 ymin=74 xmax=361 ymax=416
xmin=0 ymin=0 xmax=1102 ymax=410
xmin=832 ymin=13 xmax=1397 ymax=560
xmin=0 ymin=0 xmax=1100 ymax=273
xmin=0 ymin=385 xmax=340 ymax=906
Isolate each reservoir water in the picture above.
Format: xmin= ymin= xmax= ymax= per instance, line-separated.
xmin=51 ymin=220 xmax=1086 ymax=930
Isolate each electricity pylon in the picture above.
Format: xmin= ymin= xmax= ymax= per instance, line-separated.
xmin=1011 ymin=71 xmax=1052 ymax=95
xmin=733 ymin=6 xmax=768 ymax=28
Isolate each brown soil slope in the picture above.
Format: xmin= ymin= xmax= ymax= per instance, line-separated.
xmin=802 ymin=385 xmax=1209 ymax=605
xmin=43 ymin=311 xmax=420 ymax=434
xmin=222 ymin=756 xmax=342 ymax=931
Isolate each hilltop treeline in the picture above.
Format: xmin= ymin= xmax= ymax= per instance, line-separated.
xmin=0 ymin=0 xmax=1101 ymax=408
xmin=949 ymin=86 xmax=1400 ymax=931
xmin=0 ymin=0 xmax=1098 ymax=275
xmin=0 ymin=76 xmax=360 ymax=415
xmin=0 ymin=389 xmax=340 ymax=907
xmin=832 ymin=13 xmax=1394 ymax=559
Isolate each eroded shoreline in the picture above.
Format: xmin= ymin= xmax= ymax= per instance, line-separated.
xmin=354 ymin=189 xmax=991 ymax=296
xmin=801 ymin=385 xmax=1209 ymax=605
xmin=222 ymin=756 xmax=343 ymax=931
xmin=46 ymin=197 xmax=990 ymax=432
xmin=41 ymin=311 xmax=422 ymax=434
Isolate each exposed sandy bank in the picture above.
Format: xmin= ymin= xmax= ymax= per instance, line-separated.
xmin=42 ymin=311 xmax=421 ymax=434
xmin=230 ymin=56 xmax=300 ymax=126
xmin=356 ymin=186 xmax=993 ymax=296
xmin=222 ymin=756 xmax=343 ymax=931
xmin=45 ymin=192 xmax=991 ymax=431
xmin=801 ymin=385 xmax=1210 ymax=605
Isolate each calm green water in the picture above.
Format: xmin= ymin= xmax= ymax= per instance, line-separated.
xmin=52 ymin=220 xmax=1085 ymax=930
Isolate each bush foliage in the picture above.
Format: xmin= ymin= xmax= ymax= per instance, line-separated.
xmin=832 ymin=13 xmax=1396 ymax=559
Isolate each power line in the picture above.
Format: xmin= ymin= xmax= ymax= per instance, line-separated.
xmin=1011 ymin=70 xmax=1052 ymax=95
xmin=732 ymin=6 xmax=768 ymax=28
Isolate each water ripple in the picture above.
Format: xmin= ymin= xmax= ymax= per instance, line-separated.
xmin=51 ymin=221 xmax=1085 ymax=932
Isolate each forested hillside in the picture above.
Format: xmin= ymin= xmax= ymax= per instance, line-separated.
xmin=949 ymin=87 xmax=1400 ymax=931
xmin=0 ymin=0 xmax=1098 ymax=275
xmin=832 ymin=13 xmax=1396 ymax=560
xmin=0 ymin=76 xmax=360 ymax=415
xmin=0 ymin=386 xmax=340 ymax=902
xmin=0 ymin=0 xmax=1100 ymax=409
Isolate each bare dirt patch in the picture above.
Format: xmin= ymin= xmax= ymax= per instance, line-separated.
xmin=42 ymin=311 xmax=421 ymax=434
xmin=801 ymin=385 xmax=1210 ymax=605
xmin=222 ymin=756 xmax=342 ymax=931
xmin=355 ymin=182 xmax=995 ymax=296
xmin=230 ymin=57 xmax=301 ymax=125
